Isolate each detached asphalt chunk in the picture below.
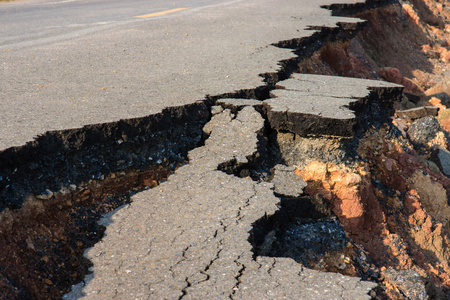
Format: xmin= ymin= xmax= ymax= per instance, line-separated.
xmin=265 ymin=74 xmax=402 ymax=137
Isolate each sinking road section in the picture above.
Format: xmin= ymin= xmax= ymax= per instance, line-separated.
xmin=266 ymin=74 xmax=402 ymax=137
xmin=65 ymin=105 xmax=377 ymax=299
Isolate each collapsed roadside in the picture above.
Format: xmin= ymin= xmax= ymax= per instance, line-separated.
xmin=1 ymin=0 xmax=450 ymax=299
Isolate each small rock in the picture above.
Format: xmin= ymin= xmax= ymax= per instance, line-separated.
xmin=68 ymin=184 xmax=77 ymax=191
xmin=143 ymin=179 xmax=158 ymax=188
xmin=383 ymin=268 xmax=428 ymax=300
xmin=407 ymin=116 xmax=441 ymax=148
xmin=423 ymin=48 xmax=441 ymax=59
xmin=430 ymin=145 xmax=450 ymax=176
xmin=58 ymin=187 xmax=69 ymax=195
xmin=26 ymin=237 xmax=35 ymax=250
xmin=392 ymin=117 xmax=408 ymax=137
xmin=425 ymin=97 xmax=446 ymax=110
xmin=418 ymin=158 xmax=441 ymax=174
xmin=433 ymin=92 xmax=450 ymax=107
xmin=36 ymin=189 xmax=54 ymax=200
xmin=378 ymin=67 xmax=422 ymax=95
xmin=437 ymin=108 xmax=450 ymax=132
xmin=43 ymin=279 xmax=53 ymax=286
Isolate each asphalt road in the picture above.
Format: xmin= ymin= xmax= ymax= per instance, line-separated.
xmin=1 ymin=0 xmax=384 ymax=298
xmin=0 ymin=0 xmax=363 ymax=150
xmin=0 ymin=0 xmax=233 ymax=49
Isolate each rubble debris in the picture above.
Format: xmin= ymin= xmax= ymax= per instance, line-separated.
xmin=382 ymin=268 xmax=428 ymax=300
xmin=289 ymin=122 xmax=450 ymax=297
xmin=407 ymin=116 xmax=443 ymax=149
xmin=430 ymin=145 xmax=450 ymax=176
xmin=269 ymin=218 xmax=354 ymax=272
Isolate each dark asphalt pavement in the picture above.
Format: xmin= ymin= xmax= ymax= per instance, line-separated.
xmin=0 ymin=0 xmax=232 ymax=49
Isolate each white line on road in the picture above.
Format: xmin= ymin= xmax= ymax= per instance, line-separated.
xmin=41 ymin=0 xmax=78 ymax=5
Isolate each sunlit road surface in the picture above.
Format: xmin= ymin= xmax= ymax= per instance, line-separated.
xmin=0 ymin=0 xmax=351 ymax=151
xmin=0 ymin=0 xmax=231 ymax=49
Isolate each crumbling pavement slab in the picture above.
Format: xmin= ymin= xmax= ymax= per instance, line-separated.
xmin=265 ymin=74 xmax=402 ymax=137
xmin=65 ymin=106 xmax=376 ymax=299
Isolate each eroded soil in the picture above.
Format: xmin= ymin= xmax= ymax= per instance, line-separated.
xmin=292 ymin=0 xmax=450 ymax=298
xmin=0 ymin=165 xmax=174 ymax=299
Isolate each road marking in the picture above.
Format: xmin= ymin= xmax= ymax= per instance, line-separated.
xmin=42 ymin=0 xmax=78 ymax=5
xmin=134 ymin=8 xmax=189 ymax=19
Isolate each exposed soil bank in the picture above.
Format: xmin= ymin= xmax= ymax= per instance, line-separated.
xmin=289 ymin=0 xmax=450 ymax=298
xmin=0 ymin=165 xmax=174 ymax=299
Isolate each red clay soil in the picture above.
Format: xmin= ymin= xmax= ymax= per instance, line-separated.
xmin=296 ymin=124 xmax=450 ymax=297
xmin=295 ymin=0 xmax=450 ymax=297
xmin=300 ymin=0 xmax=450 ymax=105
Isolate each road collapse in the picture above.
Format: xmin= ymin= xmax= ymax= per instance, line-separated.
xmin=1 ymin=0 xmax=450 ymax=299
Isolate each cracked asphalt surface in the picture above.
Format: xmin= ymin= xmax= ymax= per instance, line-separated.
xmin=266 ymin=74 xmax=402 ymax=137
xmin=65 ymin=106 xmax=376 ymax=299
xmin=1 ymin=0 xmax=407 ymax=298
xmin=0 ymin=0 xmax=363 ymax=149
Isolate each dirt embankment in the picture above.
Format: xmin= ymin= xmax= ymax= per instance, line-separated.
xmin=294 ymin=0 xmax=450 ymax=298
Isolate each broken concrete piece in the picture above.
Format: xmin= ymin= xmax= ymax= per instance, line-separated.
xmin=271 ymin=164 xmax=307 ymax=196
xmin=431 ymin=145 xmax=450 ymax=176
xmin=265 ymin=73 xmax=402 ymax=137
xmin=275 ymin=73 xmax=399 ymax=98
xmin=210 ymin=105 xmax=224 ymax=116
xmin=35 ymin=189 xmax=54 ymax=200
xmin=395 ymin=106 xmax=439 ymax=121
xmin=407 ymin=170 xmax=450 ymax=227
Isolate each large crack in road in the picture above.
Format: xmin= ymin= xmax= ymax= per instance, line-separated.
xmin=2 ymin=0 xmax=450 ymax=299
